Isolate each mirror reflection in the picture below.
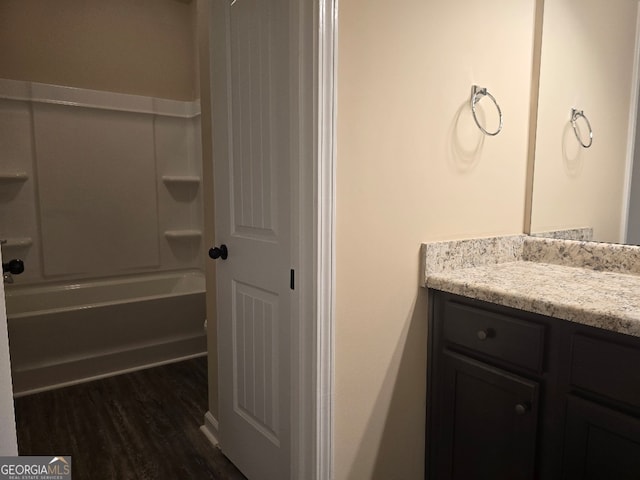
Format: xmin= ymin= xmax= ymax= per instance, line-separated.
xmin=529 ymin=0 xmax=640 ymax=244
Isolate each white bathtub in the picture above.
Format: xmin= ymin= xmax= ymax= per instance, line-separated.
xmin=4 ymin=271 xmax=207 ymax=396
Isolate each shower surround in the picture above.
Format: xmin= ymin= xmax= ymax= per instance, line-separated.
xmin=0 ymin=78 xmax=206 ymax=394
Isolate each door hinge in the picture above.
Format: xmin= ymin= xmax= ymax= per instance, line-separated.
xmin=290 ymin=269 xmax=295 ymax=290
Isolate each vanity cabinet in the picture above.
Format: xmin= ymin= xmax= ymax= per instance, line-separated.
xmin=437 ymin=351 xmax=539 ymax=480
xmin=562 ymin=334 xmax=640 ymax=479
xmin=427 ymin=290 xmax=640 ymax=480
xmin=563 ymin=395 xmax=640 ymax=479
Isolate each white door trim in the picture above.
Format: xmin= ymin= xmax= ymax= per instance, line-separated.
xmin=0 ymin=249 xmax=18 ymax=455
xmin=315 ymin=0 xmax=337 ymax=479
xmin=290 ymin=0 xmax=337 ymax=477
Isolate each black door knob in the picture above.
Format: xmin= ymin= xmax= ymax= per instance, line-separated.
xmin=208 ymin=244 xmax=228 ymax=260
xmin=2 ymin=259 xmax=24 ymax=275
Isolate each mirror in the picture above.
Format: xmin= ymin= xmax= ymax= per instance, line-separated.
xmin=528 ymin=0 xmax=640 ymax=244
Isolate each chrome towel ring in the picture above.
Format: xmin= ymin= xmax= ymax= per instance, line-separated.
xmin=471 ymin=85 xmax=503 ymax=136
xmin=571 ymin=108 xmax=593 ymax=148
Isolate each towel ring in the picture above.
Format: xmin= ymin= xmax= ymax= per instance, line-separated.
xmin=571 ymin=108 xmax=593 ymax=148
xmin=471 ymin=85 xmax=503 ymax=136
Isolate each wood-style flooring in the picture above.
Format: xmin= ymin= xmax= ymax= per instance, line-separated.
xmin=14 ymin=357 xmax=247 ymax=480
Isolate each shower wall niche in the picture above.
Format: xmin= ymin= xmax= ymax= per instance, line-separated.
xmin=0 ymin=78 xmax=204 ymax=284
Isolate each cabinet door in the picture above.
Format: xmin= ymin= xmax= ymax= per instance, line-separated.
xmin=435 ymin=351 xmax=539 ymax=480
xmin=563 ymin=395 xmax=640 ymax=479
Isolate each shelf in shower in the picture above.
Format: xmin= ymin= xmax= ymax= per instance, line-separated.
xmin=1 ymin=237 xmax=33 ymax=248
xmin=0 ymin=172 xmax=28 ymax=183
xmin=161 ymin=175 xmax=201 ymax=185
xmin=164 ymin=230 xmax=203 ymax=240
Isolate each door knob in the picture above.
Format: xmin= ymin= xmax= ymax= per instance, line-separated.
xmin=208 ymin=244 xmax=228 ymax=260
xmin=2 ymin=259 xmax=24 ymax=275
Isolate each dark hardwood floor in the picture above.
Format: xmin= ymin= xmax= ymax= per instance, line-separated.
xmin=14 ymin=357 xmax=247 ymax=480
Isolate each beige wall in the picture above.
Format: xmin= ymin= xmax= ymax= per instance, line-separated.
xmin=0 ymin=0 xmax=198 ymax=100
xmin=529 ymin=0 xmax=638 ymax=242
xmin=335 ymin=0 xmax=536 ymax=478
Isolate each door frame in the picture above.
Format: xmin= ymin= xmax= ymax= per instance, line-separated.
xmin=281 ymin=0 xmax=338 ymax=476
xmin=315 ymin=0 xmax=337 ymax=478
xmin=0 ymin=248 xmax=18 ymax=455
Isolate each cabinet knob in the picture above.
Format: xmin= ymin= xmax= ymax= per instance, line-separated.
xmin=515 ymin=402 xmax=531 ymax=415
xmin=477 ymin=328 xmax=495 ymax=340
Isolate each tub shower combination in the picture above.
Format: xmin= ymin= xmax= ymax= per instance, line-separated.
xmin=0 ymin=79 xmax=207 ymax=395
xmin=5 ymin=272 xmax=205 ymax=395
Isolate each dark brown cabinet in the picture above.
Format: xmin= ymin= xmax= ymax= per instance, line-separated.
xmin=563 ymin=395 xmax=640 ymax=480
xmin=427 ymin=290 xmax=640 ymax=480
xmin=437 ymin=351 xmax=539 ymax=480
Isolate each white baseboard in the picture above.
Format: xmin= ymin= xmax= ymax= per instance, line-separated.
xmin=200 ymin=410 xmax=219 ymax=446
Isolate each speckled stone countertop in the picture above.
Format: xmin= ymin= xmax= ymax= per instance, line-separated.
xmin=421 ymin=235 xmax=640 ymax=338
xmin=529 ymin=227 xmax=593 ymax=241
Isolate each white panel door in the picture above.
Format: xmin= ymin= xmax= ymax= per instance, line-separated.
xmin=210 ymin=0 xmax=293 ymax=478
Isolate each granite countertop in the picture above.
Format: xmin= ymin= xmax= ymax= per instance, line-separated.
xmin=421 ymin=234 xmax=640 ymax=338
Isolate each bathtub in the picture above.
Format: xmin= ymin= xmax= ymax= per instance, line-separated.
xmin=4 ymin=271 xmax=207 ymax=396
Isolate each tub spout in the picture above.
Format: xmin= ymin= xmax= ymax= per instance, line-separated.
xmin=2 ymin=259 xmax=24 ymax=284
xmin=2 ymin=259 xmax=24 ymax=275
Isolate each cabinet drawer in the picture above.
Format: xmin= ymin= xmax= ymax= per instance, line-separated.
xmin=443 ymin=300 xmax=545 ymax=372
xmin=571 ymin=334 xmax=640 ymax=409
